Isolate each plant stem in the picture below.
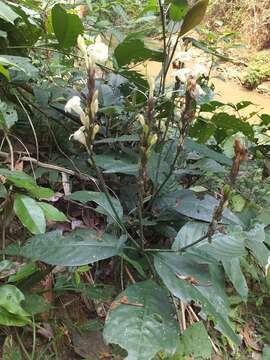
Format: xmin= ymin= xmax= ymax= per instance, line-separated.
xmin=87 ymin=149 xmax=140 ymax=249
xmin=158 ymin=0 xmax=167 ymax=94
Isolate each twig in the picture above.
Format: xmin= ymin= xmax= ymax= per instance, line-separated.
xmin=0 ymin=151 xmax=97 ymax=183
xmin=15 ymin=93 xmax=39 ymax=165
xmin=125 ymin=265 xmax=136 ymax=284
xmin=181 ymin=301 xmax=186 ymax=331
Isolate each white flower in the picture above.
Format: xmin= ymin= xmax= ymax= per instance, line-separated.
xmin=69 ymin=126 xmax=86 ymax=146
xmin=265 ymin=256 xmax=270 ymax=276
xmin=175 ymin=50 xmax=193 ymax=63
xmin=191 ymin=62 xmax=208 ymax=78
xmin=65 ymin=96 xmax=84 ymax=116
xmin=190 ymin=84 xmax=206 ymax=100
xmin=171 ymin=68 xmax=192 ymax=82
xmin=87 ymin=35 xmax=109 ymax=64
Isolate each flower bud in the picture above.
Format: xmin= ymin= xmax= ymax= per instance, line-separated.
xmin=136 ymin=114 xmax=145 ymax=127
xmin=148 ymin=134 xmax=158 ymax=147
xmin=91 ymin=124 xmax=100 ymax=141
xmin=77 ymin=35 xmax=87 ymax=57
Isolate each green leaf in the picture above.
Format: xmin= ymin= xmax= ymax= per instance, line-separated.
xmin=65 ymin=191 xmax=123 ymax=223
xmin=0 ymin=101 xmax=18 ymax=130
xmin=8 ymin=262 xmax=38 ymax=283
xmin=95 ymin=154 xmax=138 ymax=175
xmin=177 ymin=321 xmax=212 ymax=358
xmin=103 ymin=280 xmax=178 ymax=360
xmin=0 ymin=64 xmax=10 ymax=80
xmin=211 ymin=113 xmax=254 ymax=142
xmin=169 ymin=0 xmax=188 ymax=22
xmin=180 ymin=0 xmax=209 ymax=36
xmin=0 ymin=168 xmax=54 ymax=199
xmin=0 ymin=307 xmax=29 ymax=327
xmin=38 ymin=202 xmax=68 ymax=222
xmin=154 ymin=190 xmax=241 ymax=225
xmin=154 ymin=253 xmax=240 ymax=344
xmin=14 ymin=195 xmax=46 ymax=235
xmin=223 ymin=259 xmax=248 ymax=300
xmin=184 ymin=138 xmax=232 ymax=166
xmin=14 ymin=229 xmax=120 ymax=266
xmin=52 ymin=4 xmax=84 ymax=49
xmin=0 ymin=1 xmax=20 ymax=24
xmin=0 ymin=56 xmax=38 ymax=81
xmin=114 ymin=33 xmax=163 ymax=67
xmin=0 ymin=285 xmax=29 ymax=319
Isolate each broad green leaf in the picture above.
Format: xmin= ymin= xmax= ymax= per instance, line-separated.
xmin=195 ymin=233 xmax=246 ymax=260
xmin=177 ymin=321 xmax=212 ymax=358
xmin=211 ymin=113 xmax=254 ymax=142
xmin=103 ymin=280 xmax=178 ymax=360
xmin=14 ymin=195 xmax=46 ymax=235
xmin=154 ymin=253 xmax=240 ymax=344
xmin=223 ymin=259 xmax=248 ymax=300
xmin=95 ymin=134 xmax=140 ymax=144
xmin=173 ymin=222 xmax=208 ymax=250
xmin=52 ymin=4 xmax=84 ymax=49
xmin=180 ymin=0 xmax=209 ymax=36
xmin=0 ymin=1 xmax=20 ymax=24
xmin=114 ymin=33 xmax=163 ymax=67
xmin=154 ymin=190 xmax=241 ymax=225
xmin=172 ymin=222 xmax=246 ymax=263
xmin=15 ymin=229 xmax=120 ymax=266
xmin=0 ymin=285 xmax=29 ymax=318
xmin=0 ymin=56 xmax=38 ymax=81
xmin=0 ymin=101 xmax=18 ymax=130
xmin=184 ymin=138 xmax=232 ymax=166
xmin=8 ymin=262 xmax=38 ymax=283
xmin=169 ymin=0 xmax=188 ymax=22
xmin=38 ymin=202 xmax=68 ymax=222
xmin=95 ymin=154 xmax=138 ymax=175
xmin=0 ymin=307 xmax=29 ymax=327
xmin=0 ymin=168 xmax=54 ymax=199
xmin=65 ymin=191 xmax=123 ymax=223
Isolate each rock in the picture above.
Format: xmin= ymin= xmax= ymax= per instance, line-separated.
xmin=257 ymin=82 xmax=270 ymax=94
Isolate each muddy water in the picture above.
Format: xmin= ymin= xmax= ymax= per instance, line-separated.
xmin=146 ymin=61 xmax=270 ymax=117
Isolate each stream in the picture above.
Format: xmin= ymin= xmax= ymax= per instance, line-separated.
xmin=146 ymin=61 xmax=270 ymax=118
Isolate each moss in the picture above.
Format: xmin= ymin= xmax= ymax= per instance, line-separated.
xmin=241 ymin=52 xmax=270 ymax=89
